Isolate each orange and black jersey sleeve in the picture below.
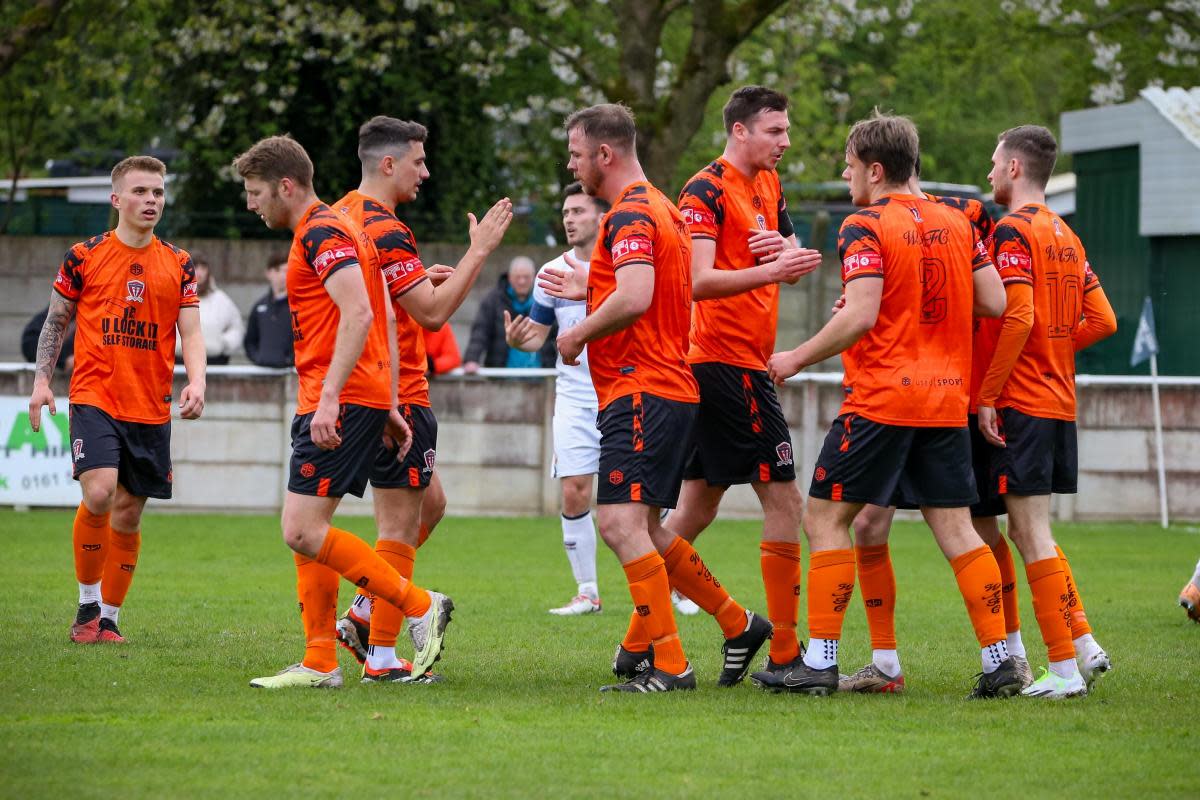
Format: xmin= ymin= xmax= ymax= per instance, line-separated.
xmin=678 ymin=164 xmax=724 ymax=240
xmin=991 ymin=218 xmax=1036 ymax=288
xmin=776 ymin=183 xmax=795 ymax=239
xmin=928 ymin=195 xmax=995 ymax=249
xmin=603 ymin=199 xmax=657 ymax=271
xmin=837 ymin=209 xmax=885 ymax=283
xmin=53 ymin=233 xmax=105 ymax=302
xmin=357 ymin=197 xmax=427 ymax=298
xmin=300 ymin=211 xmax=361 ymax=283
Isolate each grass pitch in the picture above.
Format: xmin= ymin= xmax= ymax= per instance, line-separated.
xmin=1 ymin=509 xmax=1197 ymax=798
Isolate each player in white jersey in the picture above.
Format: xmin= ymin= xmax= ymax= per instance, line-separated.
xmin=506 ymin=182 xmax=608 ymax=615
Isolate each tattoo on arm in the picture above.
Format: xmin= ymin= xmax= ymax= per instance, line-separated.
xmin=35 ymin=293 xmax=76 ymax=382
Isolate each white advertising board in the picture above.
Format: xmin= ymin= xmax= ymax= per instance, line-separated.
xmin=0 ymin=396 xmax=77 ymax=506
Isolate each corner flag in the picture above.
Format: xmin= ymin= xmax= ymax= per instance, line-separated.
xmin=1130 ymin=297 xmax=1159 ymax=367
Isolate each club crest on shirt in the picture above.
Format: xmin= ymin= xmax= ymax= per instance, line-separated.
xmin=423 ymin=448 xmax=436 ymax=472
xmin=755 ymin=214 xmax=767 ymax=230
xmin=776 ymin=441 xmax=793 ymax=466
xmin=72 ymin=438 xmax=85 ymax=462
xmin=125 ymin=280 xmax=146 ymax=303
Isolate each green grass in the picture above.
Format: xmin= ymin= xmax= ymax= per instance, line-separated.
xmin=1 ymin=509 xmax=1198 ymax=798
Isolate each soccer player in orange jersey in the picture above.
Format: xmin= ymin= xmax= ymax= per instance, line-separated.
xmin=231 ymin=135 xmax=453 ymax=690
xmin=659 ymin=86 xmax=823 ymax=685
xmin=761 ymin=112 xmax=1018 ymax=698
xmin=980 ymin=125 xmax=1118 ymax=698
xmin=543 ymin=103 xmax=699 ymax=692
xmin=28 ymin=156 xmax=206 ymax=645
xmin=838 ymin=172 xmax=1038 ymax=693
xmin=332 ymin=116 xmax=512 ymax=682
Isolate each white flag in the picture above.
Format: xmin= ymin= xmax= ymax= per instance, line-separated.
xmin=1130 ymin=296 xmax=1159 ymax=367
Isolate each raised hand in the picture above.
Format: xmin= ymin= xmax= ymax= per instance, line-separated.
xmin=504 ymin=310 xmax=540 ymax=350
xmin=538 ymin=252 xmax=588 ymax=301
xmin=468 ymin=198 xmax=514 ymax=254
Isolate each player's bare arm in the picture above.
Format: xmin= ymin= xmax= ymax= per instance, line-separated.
xmin=691 ymin=237 xmax=820 ymax=300
xmin=426 ymin=264 xmax=454 ymax=286
xmin=175 ymin=306 xmax=207 ymax=420
xmin=537 ymin=251 xmax=589 ymax=301
xmin=556 ymin=262 xmax=654 ymax=366
xmin=399 ymin=198 xmax=513 ymax=329
xmin=504 ymin=310 xmax=550 ymax=352
xmin=313 ymin=265 xmax=375 ymax=450
xmin=28 ymin=291 xmax=77 ymax=432
xmin=767 ymin=274 xmax=882 ymax=385
xmin=972 ymin=262 xmax=1006 ymax=317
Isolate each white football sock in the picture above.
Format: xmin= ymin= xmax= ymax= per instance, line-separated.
xmin=1191 ymin=557 xmax=1200 ymax=588
xmin=981 ymin=639 xmax=1009 ymax=674
xmin=804 ymin=638 xmax=838 ymax=670
xmin=366 ymin=645 xmax=403 ymax=671
xmin=79 ymin=581 xmax=101 ymax=606
xmin=562 ymin=511 xmax=598 ymax=589
xmin=872 ymin=649 xmax=901 ymax=677
xmin=100 ymin=602 xmax=120 ymax=624
xmin=577 ymin=581 xmax=599 ymax=600
xmin=1006 ymin=630 xmax=1027 ymax=659
xmin=350 ymin=593 xmax=373 ymax=623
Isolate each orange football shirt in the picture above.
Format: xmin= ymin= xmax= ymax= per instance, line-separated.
xmin=987 ymin=204 xmax=1100 ymax=421
xmin=924 ymin=194 xmax=1000 ymax=412
xmin=678 ymin=157 xmax=795 ymax=369
xmin=837 ymin=194 xmax=992 ymax=427
xmin=587 ymin=182 xmax=699 ymax=409
xmin=336 ymin=190 xmax=430 ymax=406
xmin=288 ymin=201 xmax=391 ymax=414
xmin=53 ymin=232 xmax=198 ymax=424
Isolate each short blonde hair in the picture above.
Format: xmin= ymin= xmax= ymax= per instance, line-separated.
xmin=845 ymin=110 xmax=919 ymax=185
xmin=231 ymin=135 xmax=314 ymax=188
xmin=111 ymin=156 xmax=166 ymax=189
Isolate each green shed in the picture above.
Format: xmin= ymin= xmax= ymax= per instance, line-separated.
xmin=1060 ymin=86 xmax=1200 ymax=376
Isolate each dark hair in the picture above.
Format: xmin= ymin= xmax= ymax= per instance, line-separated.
xmin=111 ymin=155 xmax=166 ymax=189
xmin=845 ymin=110 xmax=919 ymax=185
xmin=267 ymin=252 xmax=289 ymax=270
xmin=358 ymin=115 xmax=429 ymax=164
xmin=723 ymin=86 xmax=789 ymax=133
xmin=563 ymin=180 xmax=609 ymax=213
xmin=231 ymin=135 xmax=314 ymax=188
xmin=564 ymin=103 xmax=637 ymax=152
xmin=998 ymin=125 xmax=1057 ymax=188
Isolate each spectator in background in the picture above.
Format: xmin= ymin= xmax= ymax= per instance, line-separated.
xmin=22 ymin=306 xmax=75 ymax=372
xmin=244 ymin=252 xmax=294 ymax=367
xmin=462 ymin=256 xmax=555 ymax=372
xmin=176 ymin=254 xmax=243 ymax=365
xmin=423 ymin=323 xmax=462 ymax=376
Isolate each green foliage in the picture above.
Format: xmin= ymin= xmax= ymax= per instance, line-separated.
xmin=0 ymin=510 xmax=1197 ymax=797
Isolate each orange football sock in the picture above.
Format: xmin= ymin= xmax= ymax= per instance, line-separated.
xmin=315 ymin=527 xmax=431 ymax=619
xmin=1026 ymin=556 xmax=1075 ymax=662
xmin=368 ymin=540 xmax=417 ymax=648
xmin=295 ymin=553 xmax=340 ymax=673
xmin=760 ymin=541 xmax=801 ymax=663
xmin=417 ymin=523 xmax=432 ymax=548
xmin=1055 ymin=545 xmax=1092 ymax=638
xmin=662 ymin=536 xmax=745 ymax=638
xmin=622 ymin=611 xmax=652 ymax=652
xmin=623 ymin=552 xmax=687 ymax=675
xmin=100 ymin=530 xmax=141 ymax=608
xmin=72 ymin=502 xmax=110 ymax=585
xmin=807 ymin=549 xmax=856 ymax=641
xmin=991 ymin=536 xmax=1020 ymax=633
xmin=854 ymin=543 xmax=896 ymax=650
xmin=950 ymin=546 xmax=1006 ymax=648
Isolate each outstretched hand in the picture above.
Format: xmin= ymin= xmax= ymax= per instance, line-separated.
xmin=469 ymin=198 xmax=514 ymax=254
xmin=504 ymin=310 xmax=540 ymax=350
xmin=538 ymin=252 xmax=588 ymax=301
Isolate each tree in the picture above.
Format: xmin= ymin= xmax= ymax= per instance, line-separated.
xmin=0 ymin=0 xmax=69 ymax=77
